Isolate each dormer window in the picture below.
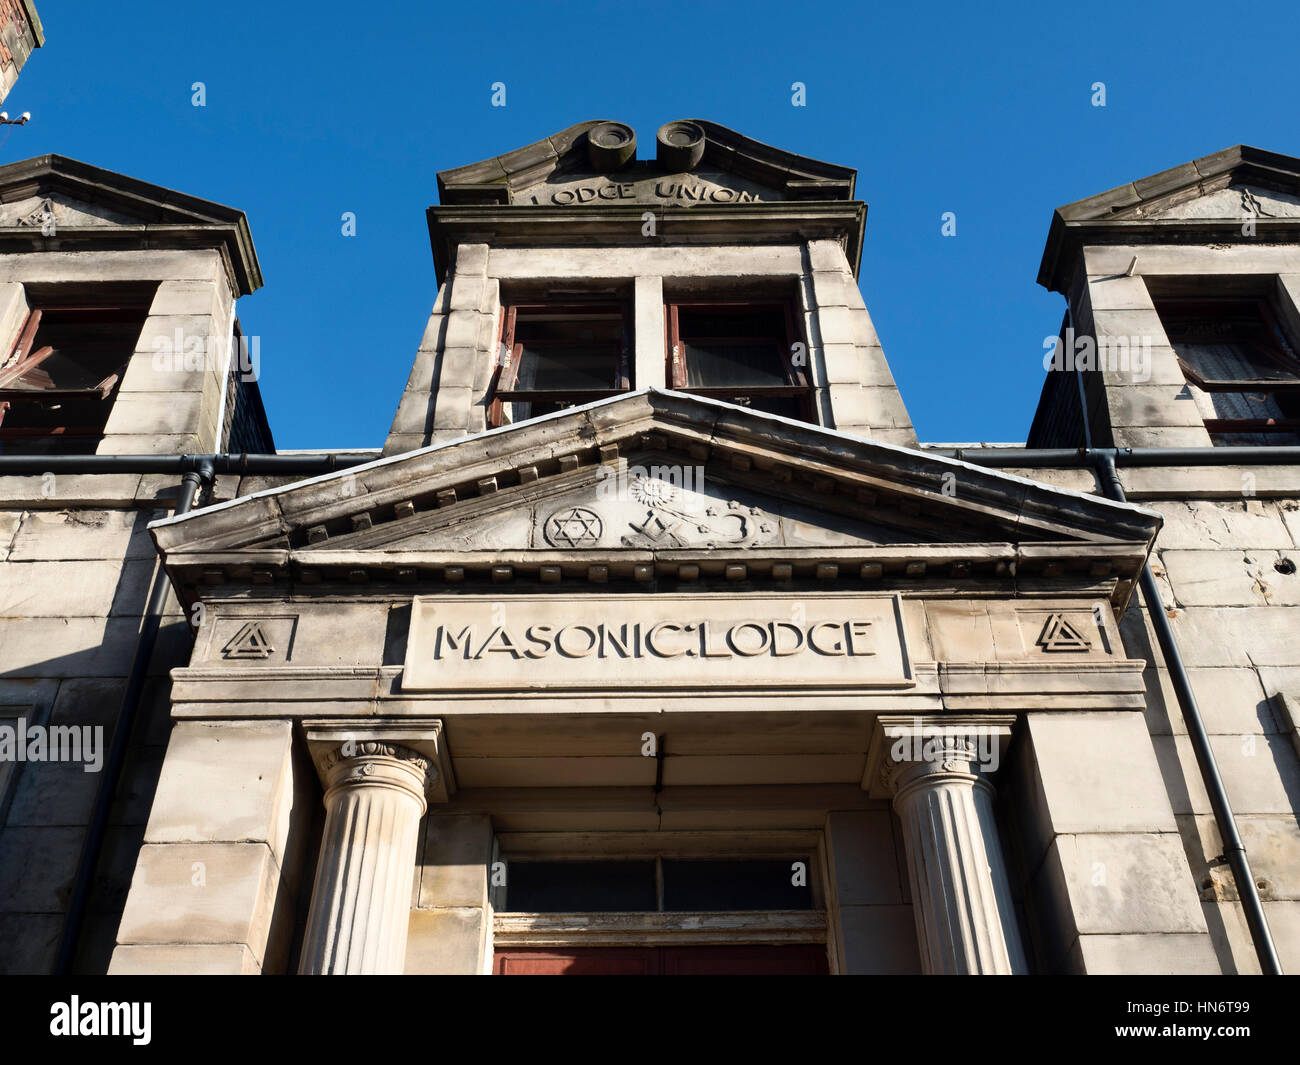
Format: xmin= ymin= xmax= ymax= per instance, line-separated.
xmin=0 ymin=297 xmax=152 ymax=454
xmin=666 ymin=301 xmax=812 ymax=422
xmin=1156 ymin=297 xmax=1300 ymax=446
xmin=489 ymin=301 xmax=631 ymax=427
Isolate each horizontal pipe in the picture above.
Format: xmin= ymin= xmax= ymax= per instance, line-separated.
xmin=929 ymin=446 xmax=1300 ymax=467
xmin=0 ymin=452 xmax=378 ymax=475
xmin=0 ymin=446 xmax=1297 ymax=478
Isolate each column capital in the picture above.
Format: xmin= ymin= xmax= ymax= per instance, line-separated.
xmin=304 ymin=719 xmax=456 ymax=804
xmin=863 ymin=714 xmax=1016 ymax=799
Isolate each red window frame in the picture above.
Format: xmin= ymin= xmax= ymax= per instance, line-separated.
xmin=1157 ymin=296 xmax=1300 ymax=439
xmin=487 ymin=300 xmax=632 ymax=428
xmin=665 ymin=300 xmax=813 ymax=422
xmin=0 ymin=302 xmax=150 ymax=444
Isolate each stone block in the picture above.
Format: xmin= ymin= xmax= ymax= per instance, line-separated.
xmin=1150 ymin=499 xmax=1294 ymax=550
xmin=1143 ymin=666 xmax=1277 ymax=736
xmin=1111 ymin=426 xmax=1214 ymax=448
xmin=438 ymin=347 xmax=478 ymax=390
xmin=834 ymin=904 xmax=921 ymax=974
xmin=4 ymin=756 xmax=103 ymax=826
xmin=633 ymin=274 xmax=666 ymax=390
xmin=1154 ymin=733 xmax=1300 ymax=816
xmin=108 ymin=943 xmax=261 ymax=975
xmin=1023 ymin=713 xmax=1178 ymax=848
xmin=148 ymin=279 xmax=227 ymax=319
xmin=1166 ymin=607 xmax=1300 ymax=667
xmin=1068 ymin=932 xmax=1219 ymax=975
xmin=810 ymin=270 xmax=855 ymax=309
xmin=0 ymin=249 xmax=225 ymax=285
xmin=115 ymin=842 xmax=281 ymax=965
xmin=1107 ymin=386 xmax=1207 ymax=429
xmin=103 ymin=391 xmax=205 ymax=439
xmin=417 ymin=814 xmax=492 ymax=910
xmin=388 ymin=390 xmax=433 ymax=438
xmin=0 ymin=616 xmax=143 ymax=679
xmin=0 ymin=474 xmax=143 ymax=507
xmin=807 ymin=239 xmax=851 ymax=273
xmin=144 ymin=721 xmax=297 ymax=870
xmin=1039 ymin=832 xmax=1206 ymax=936
xmin=97 ymin=433 xmax=204 ymax=456
xmin=0 ymin=559 xmax=139 ymax=618
xmin=0 ymin=914 xmax=62 ymax=974
xmin=404 ymin=907 xmax=486 ymax=975
xmin=0 ymin=510 xmax=19 ymax=559
xmin=1161 ymin=549 xmax=1300 ymax=606
xmin=7 ymin=508 xmax=160 ymax=562
xmin=449 ymin=276 xmax=488 ymax=312
xmin=825 ymin=810 xmax=904 ymax=906
xmin=1177 ymin=813 xmax=1300 ymax=902
xmin=1085 ymin=274 xmax=1155 ymax=311
xmin=0 ymin=826 xmax=82 ymax=912
xmin=454 ymin=243 xmax=490 ymax=277
xmin=432 ymin=386 xmax=472 ymax=431
xmin=443 ymin=311 xmax=489 ymax=350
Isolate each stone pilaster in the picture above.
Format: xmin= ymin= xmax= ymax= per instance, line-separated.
xmin=299 ymin=722 xmax=453 ymax=975
xmin=871 ymin=715 xmax=1025 ymax=975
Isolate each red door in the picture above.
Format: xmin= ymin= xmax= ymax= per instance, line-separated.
xmin=493 ymin=945 xmax=828 ymax=975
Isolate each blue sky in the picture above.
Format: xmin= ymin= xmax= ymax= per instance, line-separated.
xmin=8 ymin=2 xmax=1299 ymax=448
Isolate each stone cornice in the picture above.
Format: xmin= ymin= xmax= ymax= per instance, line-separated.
xmin=148 ymin=391 xmax=1161 ymax=611
xmin=1036 ymin=143 xmax=1300 ymax=293
xmin=0 ymin=154 xmax=263 ymax=294
xmin=426 ymin=201 xmax=867 ymax=283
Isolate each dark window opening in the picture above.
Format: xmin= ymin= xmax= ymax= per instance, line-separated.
xmin=1156 ymin=297 xmax=1300 ymax=446
xmin=500 ymin=857 xmax=813 ymax=913
xmin=667 ymin=301 xmax=813 ymax=422
xmin=489 ymin=302 xmax=631 ymax=427
xmin=0 ymin=300 xmax=151 ymax=454
xmin=221 ymin=319 xmax=275 ymax=454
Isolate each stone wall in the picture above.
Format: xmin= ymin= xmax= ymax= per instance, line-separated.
xmin=383 ymin=239 xmax=916 ymax=455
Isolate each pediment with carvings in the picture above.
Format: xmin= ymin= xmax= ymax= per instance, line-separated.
xmin=0 ymin=153 xmax=262 ymax=294
xmin=151 ymin=391 xmax=1161 ymax=609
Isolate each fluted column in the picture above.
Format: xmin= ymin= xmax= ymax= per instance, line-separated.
xmin=878 ymin=718 xmax=1026 ymax=975
xmin=299 ymin=725 xmax=448 ymax=975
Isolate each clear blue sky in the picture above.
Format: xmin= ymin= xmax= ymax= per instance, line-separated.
xmin=7 ymin=2 xmax=1299 ymax=448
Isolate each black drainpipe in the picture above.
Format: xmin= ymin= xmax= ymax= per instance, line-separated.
xmin=931 ymin=443 xmax=1293 ymax=975
xmin=33 ymin=451 xmax=373 ymax=974
xmin=1093 ymin=451 xmax=1283 ymax=976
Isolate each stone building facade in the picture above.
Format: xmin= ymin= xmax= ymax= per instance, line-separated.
xmin=0 ymin=1 xmax=40 ymax=105
xmin=0 ymin=122 xmax=1297 ymax=975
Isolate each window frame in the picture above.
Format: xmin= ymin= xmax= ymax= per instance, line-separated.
xmin=664 ymin=299 xmax=813 ymax=421
xmin=1158 ymin=296 xmax=1300 ymax=439
xmin=0 ymin=300 xmax=151 ymax=445
xmin=487 ymin=299 xmax=632 ymax=428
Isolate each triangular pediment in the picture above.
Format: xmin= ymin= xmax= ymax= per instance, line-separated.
xmin=0 ymin=154 xmax=262 ymax=293
xmin=1038 ymin=144 xmax=1300 ymax=291
xmin=151 ymin=391 xmax=1161 ymax=607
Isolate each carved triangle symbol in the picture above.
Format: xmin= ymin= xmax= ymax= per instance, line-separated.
xmin=221 ymin=621 xmax=275 ymax=659
xmin=1036 ymin=613 xmax=1092 ymax=653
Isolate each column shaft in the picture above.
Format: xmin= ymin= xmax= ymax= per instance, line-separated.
xmin=299 ymin=745 xmax=430 ymax=974
xmin=893 ymin=772 xmax=1027 ymax=974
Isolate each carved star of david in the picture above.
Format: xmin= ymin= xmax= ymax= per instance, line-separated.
xmin=545 ymin=506 xmax=604 ymax=547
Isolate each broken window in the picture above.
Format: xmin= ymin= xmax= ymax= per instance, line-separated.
xmin=1157 ymin=297 xmax=1300 ymax=446
xmin=489 ymin=302 xmax=631 ymax=427
xmin=667 ymin=301 xmax=812 ymax=422
xmin=0 ymin=301 xmax=152 ymax=453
